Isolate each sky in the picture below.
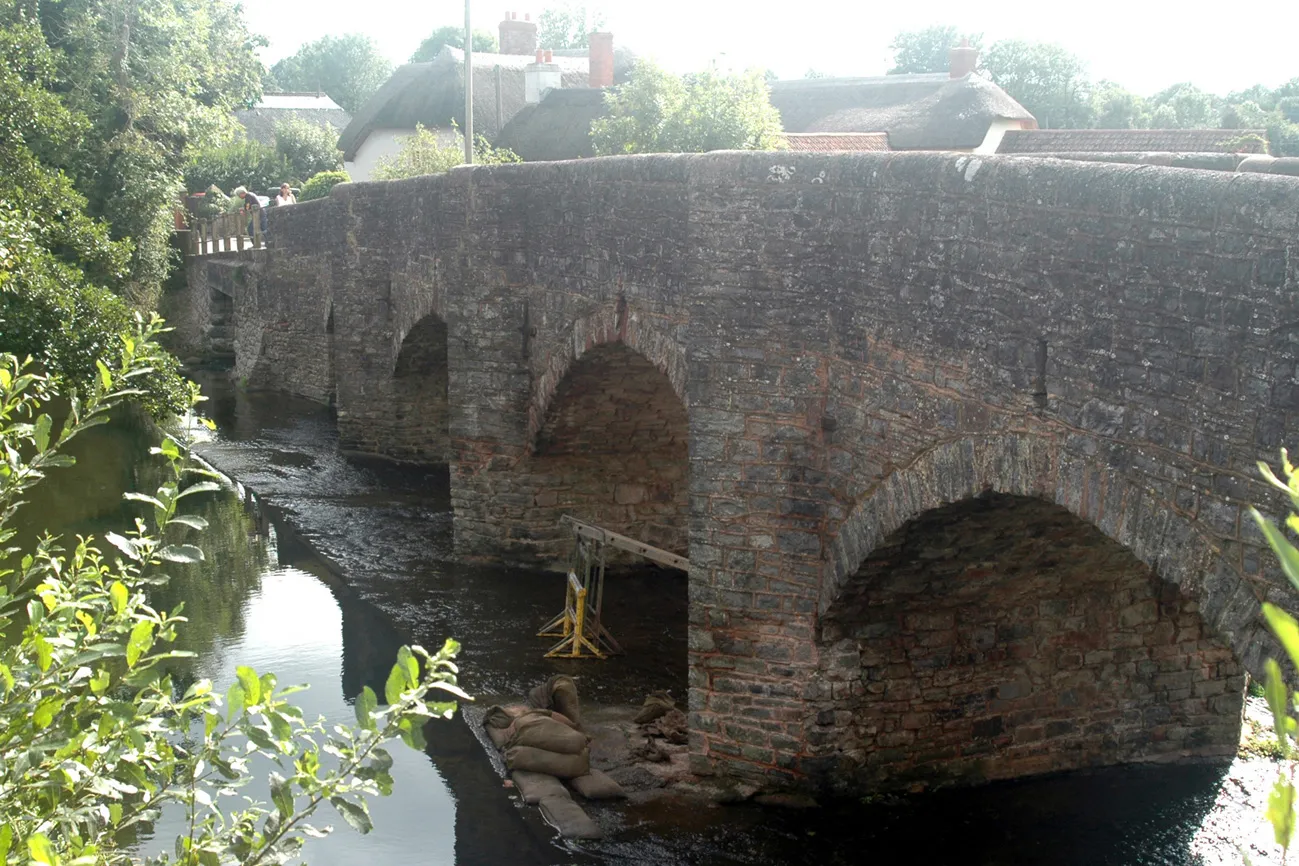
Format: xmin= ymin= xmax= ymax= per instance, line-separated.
xmin=241 ymin=0 xmax=1299 ymax=97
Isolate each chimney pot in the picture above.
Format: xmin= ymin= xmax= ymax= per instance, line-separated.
xmin=949 ymin=39 xmax=979 ymax=79
xmin=536 ymin=49 xmax=544 ymax=63
xmin=524 ymin=12 xmax=530 ymax=20
xmin=525 ymin=54 xmax=562 ymax=104
xmin=543 ymin=48 xmax=553 ymax=62
xmin=588 ymin=31 xmax=614 ymax=88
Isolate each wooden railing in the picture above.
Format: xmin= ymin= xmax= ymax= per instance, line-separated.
xmin=187 ymin=210 xmax=266 ymax=256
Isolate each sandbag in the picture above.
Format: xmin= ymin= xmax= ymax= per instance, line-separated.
xmin=482 ymin=704 xmax=530 ymax=729
xmin=539 ymin=795 xmax=603 ymax=840
xmin=633 ymin=690 xmax=676 ymax=725
xmin=568 ymin=769 xmax=627 ymax=801
xmin=486 ymin=723 xmax=512 ymax=750
xmin=528 ymin=675 xmax=583 ymax=729
xmin=507 ymin=712 xmax=590 ymax=755
xmin=511 ymin=770 xmax=572 ymax=806
xmin=505 ymin=745 xmax=590 ymax=779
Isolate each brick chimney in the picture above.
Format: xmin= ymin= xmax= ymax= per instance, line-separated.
xmin=949 ymin=38 xmax=978 ymax=78
xmin=588 ymin=31 xmax=614 ymax=88
xmin=499 ymin=11 xmax=537 ymax=56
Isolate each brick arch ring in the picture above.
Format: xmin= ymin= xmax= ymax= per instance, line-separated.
xmin=525 ymin=302 xmax=688 ymax=452
xmin=387 ymin=264 xmax=448 ymax=375
xmin=822 ymin=433 xmax=1268 ymax=677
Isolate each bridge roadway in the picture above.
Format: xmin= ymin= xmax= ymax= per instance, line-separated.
xmin=178 ymin=150 xmax=1299 ymax=794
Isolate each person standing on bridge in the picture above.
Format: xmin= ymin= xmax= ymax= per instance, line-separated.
xmin=234 ymin=186 xmax=267 ymax=242
xmin=275 ymin=183 xmax=296 ymax=207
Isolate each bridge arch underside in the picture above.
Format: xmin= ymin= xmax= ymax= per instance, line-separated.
xmin=516 ymin=342 xmax=689 ymax=569
xmin=351 ymin=314 xmax=450 ymax=462
xmin=806 ymin=492 xmax=1244 ymax=794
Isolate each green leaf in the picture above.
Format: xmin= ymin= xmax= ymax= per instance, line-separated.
xmin=126 ymin=620 xmax=155 ymax=668
xmin=33 ymin=635 xmax=52 ymax=672
xmin=1253 ymin=509 xmax=1299 ymax=594
xmin=167 ymin=514 xmax=209 ymax=531
xmin=1270 ymin=773 xmax=1297 ymax=851
xmin=0 ymin=824 xmax=11 ymax=862
xmin=90 ymin=669 xmax=111 ymax=696
xmin=176 ymin=481 xmax=222 ymax=500
xmin=0 ymin=663 xmax=13 ymax=694
xmin=1263 ymin=604 xmax=1299 ymax=674
xmin=160 ymin=438 xmax=180 ymax=460
xmin=398 ymin=645 xmax=419 ymax=688
xmin=96 ymin=360 xmax=112 ymax=391
xmin=28 ymin=833 xmax=57 ymax=865
xmin=355 ymin=686 xmax=377 ymax=731
xmin=109 ymin=581 xmax=128 ymax=615
xmin=329 ymin=796 xmax=374 ymax=835
xmin=104 ymin=532 xmax=140 ymax=562
xmin=159 ymin=544 xmax=204 ymax=564
xmin=385 ymin=663 xmax=405 ymax=706
xmin=236 ymin=665 xmax=261 ymax=705
xmin=122 ymin=491 xmax=165 ymax=509
xmin=33 ymin=413 xmax=51 ymax=452
xmin=226 ymin=683 xmax=246 ymax=723
xmin=33 ymin=696 xmax=62 ymax=730
xmin=270 ymin=771 xmax=294 ymax=818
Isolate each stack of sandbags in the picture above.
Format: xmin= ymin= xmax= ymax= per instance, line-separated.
xmin=503 ymin=711 xmax=591 ymax=779
xmin=528 ymin=674 xmax=583 ymax=729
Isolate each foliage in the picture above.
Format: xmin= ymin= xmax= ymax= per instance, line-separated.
xmin=410 ymin=25 xmax=497 ymax=62
xmin=982 ymin=39 xmax=1093 ymax=129
xmin=1090 ymin=80 xmax=1149 ymax=129
xmin=591 ymin=61 xmax=786 ymax=156
xmin=299 ymin=169 xmax=352 ymax=202
xmin=1249 ymin=450 xmax=1299 ymax=857
xmin=888 ymin=25 xmax=983 ymax=75
xmin=271 ymin=116 xmax=343 ymax=183
xmin=371 ymin=124 xmax=519 ymax=181
xmin=183 ymin=140 xmax=291 ymax=199
xmin=0 ymin=13 xmax=188 ymax=418
xmin=30 ymin=0 xmax=265 ymax=309
xmin=0 ymin=318 xmax=469 ymax=864
xmin=537 ymin=2 xmax=605 ymax=49
xmin=1147 ymin=82 xmax=1219 ymax=129
xmin=268 ymin=34 xmax=393 ymax=114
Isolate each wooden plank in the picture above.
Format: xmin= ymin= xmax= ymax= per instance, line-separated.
xmin=559 ymin=515 xmax=689 ymax=572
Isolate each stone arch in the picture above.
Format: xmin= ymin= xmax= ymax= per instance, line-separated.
xmin=808 ymin=434 xmax=1250 ymax=792
xmin=379 ymin=311 xmax=450 ymax=462
xmin=526 ymin=301 xmax=687 ymax=453
xmin=517 ymin=334 xmax=690 ymax=567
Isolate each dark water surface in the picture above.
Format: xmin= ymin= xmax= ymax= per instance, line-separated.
xmin=19 ymin=374 xmax=1277 ymax=865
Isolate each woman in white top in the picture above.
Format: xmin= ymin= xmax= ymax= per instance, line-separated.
xmin=275 ymin=183 xmax=296 ymax=206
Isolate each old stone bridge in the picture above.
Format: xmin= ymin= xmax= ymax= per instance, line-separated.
xmin=177 ymin=151 xmax=1299 ymax=794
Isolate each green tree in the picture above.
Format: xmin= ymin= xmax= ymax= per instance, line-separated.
xmin=372 ymin=123 xmax=518 ymax=181
xmin=299 ymin=169 xmax=351 ymax=201
xmin=269 ymin=34 xmax=393 ymax=114
xmin=183 ymin=140 xmax=292 ymax=197
xmin=272 ymin=116 xmax=343 ymax=182
xmin=982 ymin=39 xmax=1094 ymax=129
xmin=0 ymin=8 xmax=187 ymax=416
xmin=887 ymin=25 xmax=982 ymax=74
xmin=410 ymin=24 xmax=497 ymax=61
xmin=1090 ymin=80 xmax=1149 ymax=129
xmin=591 ymin=61 xmax=786 ymax=156
xmin=1147 ymin=82 xmax=1220 ymax=129
xmin=537 ymin=2 xmax=605 ymax=49
xmin=32 ymin=0 xmax=265 ymax=309
xmin=0 ymin=322 xmax=469 ymax=864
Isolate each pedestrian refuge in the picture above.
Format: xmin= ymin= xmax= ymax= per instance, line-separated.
xmin=538 ymin=515 xmax=689 ymax=660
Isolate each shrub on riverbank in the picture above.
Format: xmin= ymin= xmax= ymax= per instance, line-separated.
xmin=300 ymin=169 xmax=352 ymax=201
xmin=0 ymin=318 xmax=468 ymax=863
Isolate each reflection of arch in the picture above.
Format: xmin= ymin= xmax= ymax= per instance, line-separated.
xmin=527 ymin=302 xmax=686 ymax=452
xmin=824 ymin=434 xmax=1261 ymax=675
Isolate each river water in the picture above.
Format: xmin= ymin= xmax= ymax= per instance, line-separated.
xmin=20 ymin=374 xmax=1291 ymax=865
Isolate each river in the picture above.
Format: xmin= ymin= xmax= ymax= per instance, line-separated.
xmin=18 ymin=373 xmax=1290 ymax=865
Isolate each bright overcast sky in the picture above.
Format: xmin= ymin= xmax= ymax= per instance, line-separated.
xmin=242 ymin=0 xmax=1299 ymax=97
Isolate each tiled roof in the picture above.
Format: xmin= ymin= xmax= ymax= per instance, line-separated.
xmin=782 ymin=132 xmax=890 ymax=152
xmin=997 ymin=128 xmax=1270 ymax=154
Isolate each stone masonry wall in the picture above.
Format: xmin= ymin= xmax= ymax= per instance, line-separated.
xmin=806 ymin=494 xmax=1243 ymax=793
xmin=188 ymin=152 xmax=1299 ymax=793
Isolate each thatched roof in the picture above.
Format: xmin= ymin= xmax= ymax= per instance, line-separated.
xmin=494 ymin=87 xmax=607 ymax=161
xmin=782 ymin=132 xmax=890 ymax=152
xmin=234 ymin=93 xmax=350 ymax=147
xmin=769 ymin=73 xmax=1035 ymax=149
xmin=337 ymin=47 xmax=588 ymax=160
xmin=997 ymin=128 xmax=1270 ymax=155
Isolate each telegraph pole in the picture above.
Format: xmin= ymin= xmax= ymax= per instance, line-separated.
xmin=463 ymin=0 xmax=474 ymax=164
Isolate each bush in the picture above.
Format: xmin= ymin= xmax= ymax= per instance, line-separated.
xmin=273 ymin=116 xmax=344 ymax=182
xmin=371 ymin=123 xmax=519 ymax=181
xmin=184 ymin=140 xmax=292 ymax=199
xmin=0 ymin=320 xmax=468 ymax=863
xmin=299 ymin=169 xmax=352 ymax=201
